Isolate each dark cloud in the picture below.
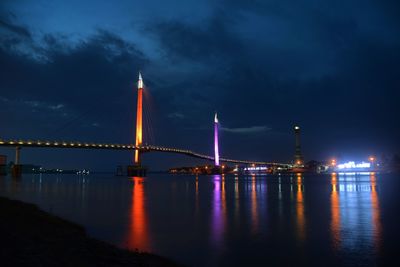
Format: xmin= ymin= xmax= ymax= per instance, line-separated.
xmin=167 ymin=112 xmax=185 ymax=119
xmin=1 ymin=1 xmax=400 ymax=170
xmin=144 ymin=2 xmax=400 ymax=162
xmin=148 ymin=12 xmax=242 ymax=64
xmin=0 ymin=19 xmax=31 ymax=39
xmin=0 ymin=26 xmax=148 ymax=142
xmin=221 ymin=126 xmax=271 ymax=134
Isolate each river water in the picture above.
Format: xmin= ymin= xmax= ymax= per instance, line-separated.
xmin=0 ymin=173 xmax=399 ymax=266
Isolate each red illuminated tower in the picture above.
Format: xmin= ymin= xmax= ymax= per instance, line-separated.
xmin=134 ymin=72 xmax=143 ymax=164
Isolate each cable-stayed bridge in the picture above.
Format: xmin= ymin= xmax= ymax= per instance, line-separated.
xmin=0 ymin=73 xmax=292 ymax=176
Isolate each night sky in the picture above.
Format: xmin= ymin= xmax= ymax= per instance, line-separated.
xmin=1 ymin=0 xmax=399 ymax=171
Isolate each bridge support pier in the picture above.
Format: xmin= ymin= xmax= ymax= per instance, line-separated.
xmin=15 ymin=146 xmax=21 ymax=165
xmin=127 ymin=165 xmax=147 ymax=177
xmin=12 ymin=147 xmax=22 ymax=178
xmin=11 ymin=165 xmax=22 ymax=178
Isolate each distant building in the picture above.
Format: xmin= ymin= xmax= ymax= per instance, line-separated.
xmin=169 ymin=164 xmax=233 ymax=175
xmin=20 ymin=164 xmax=42 ymax=174
xmin=238 ymin=165 xmax=272 ymax=175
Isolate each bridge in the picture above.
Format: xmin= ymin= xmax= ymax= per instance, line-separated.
xmin=0 ymin=72 xmax=292 ymax=176
xmin=0 ymin=140 xmax=290 ymax=167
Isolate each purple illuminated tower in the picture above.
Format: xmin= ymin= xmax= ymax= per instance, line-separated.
xmin=214 ymin=113 xmax=220 ymax=166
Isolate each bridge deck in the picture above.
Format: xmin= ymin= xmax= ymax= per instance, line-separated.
xmin=0 ymin=139 xmax=290 ymax=167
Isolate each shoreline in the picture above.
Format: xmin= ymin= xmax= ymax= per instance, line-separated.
xmin=0 ymin=196 xmax=181 ymax=267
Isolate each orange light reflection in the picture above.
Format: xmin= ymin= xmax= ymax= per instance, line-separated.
xmin=296 ymin=175 xmax=305 ymax=241
xmin=330 ymin=173 xmax=340 ymax=249
xmin=251 ymin=176 xmax=259 ymax=233
xmin=126 ymin=177 xmax=149 ymax=251
xmin=370 ymin=173 xmax=382 ymax=250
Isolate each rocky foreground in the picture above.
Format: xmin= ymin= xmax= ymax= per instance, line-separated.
xmin=0 ymin=197 xmax=181 ymax=267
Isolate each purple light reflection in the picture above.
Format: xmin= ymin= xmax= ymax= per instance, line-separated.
xmin=211 ymin=175 xmax=226 ymax=249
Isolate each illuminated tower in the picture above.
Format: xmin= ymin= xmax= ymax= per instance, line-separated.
xmin=294 ymin=125 xmax=303 ymax=165
xmin=134 ymin=72 xmax=143 ymax=164
xmin=214 ymin=113 xmax=220 ymax=166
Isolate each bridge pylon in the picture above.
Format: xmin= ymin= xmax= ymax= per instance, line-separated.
xmin=214 ymin=113 xmax=220 ymax=166
xmin=129 ymin=72 xmax=147 ymax=177
xmin=134 ymin=72 xmax=143 ymax=165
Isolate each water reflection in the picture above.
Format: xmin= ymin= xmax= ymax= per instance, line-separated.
xmin=331 ymin=173 xmax=340 ymax=248
xmin=251 ymin=176 xmax=259 ymax=233
xmin=330 ymin=172 xmax=382 ymax=254
xmin=11 ymin=176 xmax=22 ymax=194
xmin=195 ymin=175 xmax=199 ymax=216
xmin=234 ymin=176 xmax=240 ymax=228
xmin=125 ymin=177 xmax=150 ymax=251
xmin=296 ymin=173 xmax=305 ymax=241
xmin=0 ymin=172 xmax=391 ymax=267
xmin=211 ymin=175 xmax=226 ymax=248
xmin=370 ymin=173 xmax=382 ymax=250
